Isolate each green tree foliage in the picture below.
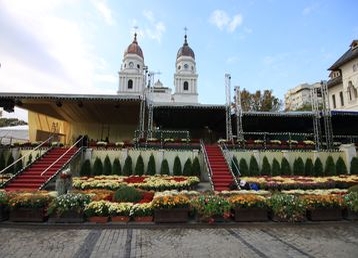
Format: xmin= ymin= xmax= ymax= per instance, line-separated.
xmin=135 ymin=155 xmax=144 ymax=176
xmin=336 ymin=157 xmax=347 ymax=175
xmin=261 ymin=156 xmax=271 ymax=176
xmin=80 ymin=159 xmax=91 ymax=176
xmin=304 ymin=158 xmax=314 ymax=176
xmin=6 ymin=153 xmax=15 ymax=174
xmin=147 ymin=154 xmax=156 ymax=175
xmin=350 ymin=157 xmax=358 ymax=175
xmin=14 ymin=154 xmax=23 ymax=173
xmin=324 ymin=156 xmax=336 ymax=176
xmin=249 ymin=155 xmax=260 ymax=176
xmin=173 ymin=156 xmax=182 ymax=176
xmin=293 ymin=157 xmax=305 ymax=176
xmin=240 ymin=88 xmax=281 ymax=112
xmin=93 ymin=157 xmax=103 ymax=176
xmin=314 ymin=158 xmax=324 ymax=177
xmin=123 ymin=156 xmax=133 ymax=176
xmin=280 ymin=157 xmax=291 ymax=175
xmin=0 ymin=151 xmax=6 ymax=171
xmin=103 ymin=155 xmax=112 ymax=175
xmin=239 ymin=158 xmax=249 ymax=176
xmin=183 ymin=158 xmax=192 ymax=176
xmin=272 ymin=158 xmax=281 ymax=176
xmin=113 ymin=185 xmax=142 ymax=203
xmin=191 ymin=156 xmax=201 ymax=178
xmin=160 ymin=159 xmax=170 ymax=175
xmin=231 ymin=156 xmax=240 ymax=176
xmin=112 ymin=158 xmax=121 ymax=175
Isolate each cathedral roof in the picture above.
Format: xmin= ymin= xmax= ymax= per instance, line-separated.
xmin=124 ymin=33 xmax=144 ymax=59
xmin=176 ymin=34 xmax=195 ymax=59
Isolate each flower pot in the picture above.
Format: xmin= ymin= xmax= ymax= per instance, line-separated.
xmin=307 ymin=208 xmax=342 ymax=221
xmin=87 ymin=216 xmax=109 ymax=223
xmin=154 ymin=208 xmax=189 ymax=223
xmin=111 ymin=216 xmax=130 ymax=223
xmin=133 ymin=216 xmax=153 ymax=222
xmin=0 ymin=205 xmax=9 ymax=221
xmin=343 ymin=209 xmax=358 ymax=221
xmin=9 ymin=207 xmax=47 ymax=222
xmin=49 ymin=210 xmax=84 ymax=223
xmin=234 ymin=207 xmax=268 ymax=222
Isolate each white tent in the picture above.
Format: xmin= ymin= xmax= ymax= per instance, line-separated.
xmin=0 ymin=125 xmax=29 ymax=145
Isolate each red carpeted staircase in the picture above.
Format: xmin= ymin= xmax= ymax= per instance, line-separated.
xmin=5 ymin=147 xmax=78 ymax=191
xmin=204 ymin=144 xmax=233 ymax=191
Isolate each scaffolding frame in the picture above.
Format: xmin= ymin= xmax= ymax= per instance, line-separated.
xmin=225 ymin=74 xmax=233 ymax=141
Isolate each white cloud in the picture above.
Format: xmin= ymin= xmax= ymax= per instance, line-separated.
xmin=138 ymin=10 xmax=166 ymax=43
xmin=91 ymin=0 xmax=114 ymax=25
xmin=302 ymin=3 xmax=319 ymax=16
xmin=209 ymin=10 xmax=243 ymax=33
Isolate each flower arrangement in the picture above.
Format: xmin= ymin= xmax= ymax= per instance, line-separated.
xmin=302 ymin=194 xmax=344 ymax=210
xmin=254 ymin=139 xmax=264 ymax=144
xmin=0 ymin=191 xmax=9 ymax=205
xmin=228 ymin=194 xmax=267 ymax=209
xmin=303 ymin=140 xmax=315 ymax=145
xmin=190 ymin=194 xmax=231 ymax=221
xmin=130 ymin=203 xmax=154 ymax=217
xmin=8 ymin=191 xmax=53 ymax=209
xmin=270 ymin=139 xmax=281 ymax=144
xmin=84 ymin=200 xmax=111 ymax=217
xmin=47 ymin=193 xmax=91 ymax=217
xmin=267 ymin=193 xmax=306 ymax=222
xmin=343 ymin=192 xmax=358 ymax=212
xmin=152 ymin=193 xmax=190 ymax=209
xmin=108 ymin=202 xmax=133 ymax=216
xmin=286 ymin=140 xmax=298 ymax=144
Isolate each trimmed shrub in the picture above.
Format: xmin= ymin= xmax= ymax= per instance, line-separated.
xmin=27 ymin=153 xmax=33 ymax=166
xmin=113 ymin=185 xmax=142 ymax=203
xmin=336 ymin=157 xmax=347 ymax=175
xmin=324 ymin=156 xmax=336 ymax=176
xmin=112 ymin=158 xmax=121 ymax=175
xmin=280 ymin=157 xmax=291 ymax=175
xmin=304 ymin=158 xmax=314 ymax=176
xmin=147 ymin=154 xmax=156 ymax=175
xmin=160 ymin=159 xmax=170 ymax=175
xmin=14 ymin=154 xmax=23 ymax=173
xmin=173 ymin=156 xmax=182 ymax=176
xmin=314 ymin=158 xmax=324 ymax=177
xmin=249 ymin=155 xmax=260 ymax=176
xmin=348 ymin=184 xmax=358 ymax=193
xmin=183 ymin=158 xmax=192 ymax=176
xmin=6 ymin=153 xmax=15 ymax=174
xmin=92 ymin=157 xmax=103 ymax=176
xmin=103 ymin=155 xmax=112 ymax=175
xmin=231 ymin=156 xmax=240 ymax=177
xmin=350 ymin=157 xmax=358 ymax=175
xmin=123 ymin=156 xmax=133 ymax=176
xmin=135 ymin=155 xmax=144 ymax=176
xmin=80 ymin=159 xmax=91 ymax=176
xmin=0 ymin=151 xmax=6 ymax=171
xmin=192 ymin=156 xmax=201 ymax=178
xmin=293 ymin=157 xmax=305 ymax=176
xmin=272 ymin=158 xmax=281 ymax=176
xmin=261 ymin=156 xmax=271 ymax=176
xmin=239 ymin=158 xmax=249 ymax=176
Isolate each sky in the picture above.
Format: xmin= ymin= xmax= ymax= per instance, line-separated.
xmin=0 ymin=0 xmax=358 ymax=122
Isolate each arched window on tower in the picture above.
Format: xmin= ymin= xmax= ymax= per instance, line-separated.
xmin=183 ymin=81 xmax=189 ymax=91
xmin=128 ymin=79 xmax=133 ymax=89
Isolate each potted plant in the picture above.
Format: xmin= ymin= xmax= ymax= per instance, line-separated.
xmin=190 ymin=194 xmax=231 ymax=223
xmin=302 ymin=194 xmax=343 ymax=221
xmin=0 ymin=191 xmax=9 ymax=221
xmin=343 ymin=192 xmax=358 ymax=220
xmin=47 ymin=193 xmax=91 ymax=223
xmin=152 ymin=193 xmax=190 ymax=223
xmin=228 ymin=194 xmax=269 ymax=222
xmin=8 ymin=191 xmax=53 ymax=222
xmin=84 ymin=200 xmax=111 ymax=223
xmin=267 ymin=193 xmax=306 ymax=222
xmin=130 ymin=203 xmax=154 ymax=222
xmin=108 ymin=202 xmax=133 ymax=222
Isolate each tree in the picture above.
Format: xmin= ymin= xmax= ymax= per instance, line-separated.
xmin=324 ymin=156 xmax=336 ymax=176
xmin=160 ymin=159 xmax=170 ymax=175
xmin=92 ymin=157 xmax=103 ymax=176
xmin=103 ymin=155 xmax=112 ymax=175
xmin=314 ymin=158 xmax=324 ymax=177
xmin=350 ymin=157 xmax=358 ymax=175
xmin=112 ymin=158 xmax=121 ymax=175
xmin=0 ymin=151 xmax=6 ymax=172
xmin=6 ymin=153 xmax=15 ymax=174
xmin=231 ymin=156 xmax=240 ymax=176
xmin=239 ymin=158 xmax=249 ymax=176
xmin=173 ymin=156 xmax=182 ymax=176
xmin=249 ymin=155 xmax=259 ymax=176
xmin=147 ymin=154 xmax=156 ymax=175
xmin=14 ymin=154 xmax=23 ymax=173
xmin=336 ymin=157 xmax=347 ymax=175
xmin=272 ymin=158 xmax=281 ymax=176
xmin=183 ymin=158 xmax=192 ymax=176
xmin=293 ymin=157 xmax=305 ymax=176
xmin=261 ymin=156 xmax=271 ymax=176
xmin=239 ymin=88 xmax=281 ymax=112
xmin=80 ymin=159 xmax=91 ymax=176
xmin=192 ymin=157 xmax=201 ymax=178
xmin=123 ymin=156 xmax=133 ymax=176
xmin=304 ymin=158 xmax=314 ymax=176
xmin=280 ymin=157 xmax=291 ymax=175
xmin=135 ymin=155 xmax=144 ymax=176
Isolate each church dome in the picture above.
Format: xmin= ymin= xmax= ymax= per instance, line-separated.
xmin=124 ymin=33 xmax=143 ymax=59
xmin=176 ymin=35 xmax=195 ymax=59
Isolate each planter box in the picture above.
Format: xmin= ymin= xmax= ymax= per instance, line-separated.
xmin=87 ymin=216 xmax=109 ymax=223
xmin=234 ymin=207 xmax=268 ymax=222
xmin=133 ymin=216 xmax=153 ymax=222
xmin=307 ymin=208 xmax=342 ymax=221
xmin=111 ymin=216 xmax=130 ymax=223
xmin=343 ymin=209 xmax=358 ymax=221
xmin=0 ymin=205 xmax=9 ymax=221
xmin=49 ymin=210 xmax=84 ymax=223
xmin=154 ymin=208 xmax=189 ymax=223
xmin=9 ymin=207 xmax=47 ymax=222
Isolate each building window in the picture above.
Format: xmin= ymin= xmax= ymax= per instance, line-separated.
xmin=127 ymin=79 xmax=133 ymax=89
xmin=183 ymin=81 xmax=189 ymax=91
xmin=332 ymin=94 xmax=336 ymax=109
xmin=339 ymin=91 xmax=344 ymax=106
xmin=353 ymin=64 xmax=357 ymax=72
xmin=348 ymin=81 xmax=357 ymax=101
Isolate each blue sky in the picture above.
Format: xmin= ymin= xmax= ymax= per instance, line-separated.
xmin=0 ymin=0 xmax=357 ymax=121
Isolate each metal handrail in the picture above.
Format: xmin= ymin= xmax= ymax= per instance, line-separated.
xmin=200 ymin=140 xmax=214 ymax=191
xmin=219 ymin=142 xmax=240 ymax=189
xmin=40 ymin=136 xmax=84 ymax=177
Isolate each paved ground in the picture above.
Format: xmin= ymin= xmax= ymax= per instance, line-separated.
xmin=0 ymin=221 xmax=357 ymax=258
